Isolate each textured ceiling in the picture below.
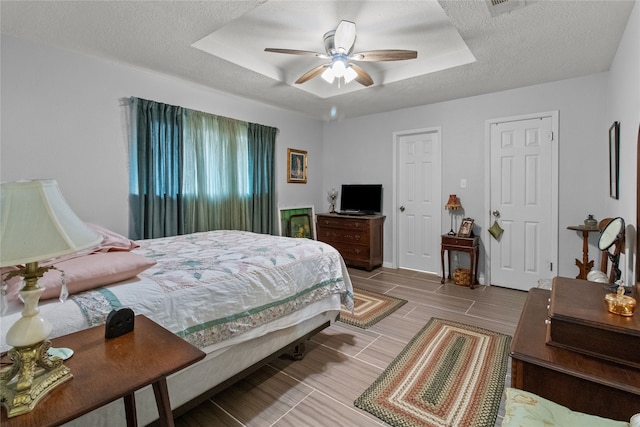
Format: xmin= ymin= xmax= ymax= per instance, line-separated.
xmin=192 ymin=1 xmax=476 ymax=99
xmin=0 ymin=1 xmax=635 ymax=121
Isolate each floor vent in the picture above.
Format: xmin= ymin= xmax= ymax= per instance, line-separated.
xmin=486 ymin=0 xmax=526 ymax=17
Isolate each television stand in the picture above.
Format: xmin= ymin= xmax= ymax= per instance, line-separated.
xmin=316 ymin=213 xmax=385 ymax=271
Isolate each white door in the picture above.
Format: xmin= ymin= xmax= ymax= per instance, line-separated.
xmin=395 ymin=128 xmax=441 ymax=273
xmin=486 ymin=113 xmax=558 ymax=291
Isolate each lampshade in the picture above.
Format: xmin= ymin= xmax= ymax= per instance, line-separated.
xmin=444 ymin=194 xmax=462 ymax=210
xmin=0 ymin=180 xmax=101 ymax=267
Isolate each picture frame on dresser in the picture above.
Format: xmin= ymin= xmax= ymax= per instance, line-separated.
xmin=278 ymin=205 xmax=316 ymax=239
xmin=457 ymin=218 xmax=474 ymax=237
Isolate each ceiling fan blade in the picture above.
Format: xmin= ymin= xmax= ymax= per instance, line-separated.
xmin=334 ymin=20 xmax=356 ymax=53
xmin=350 ymin=49 xmax=418 ymax=62
xmin=349 ymin=63 xmax=374 ymax=87
xmin=295 ymin=64 xmax=330 ymax=84
xmin=264 ymin=48 xmax=329 ymax=59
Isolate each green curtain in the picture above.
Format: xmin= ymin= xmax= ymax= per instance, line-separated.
xmin=182 ymin=110 xmax=251 ymax=232
xmin=129 ymin=98 xmax=277 ymax=238
xmin=129 ymin=97 xmax=183 ymax=239
xmin=248 ymin=123 xmax=277 ymax=234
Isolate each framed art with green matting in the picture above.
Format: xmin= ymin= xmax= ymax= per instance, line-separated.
xmin=278 ymin=205 xmax=316 ymax=239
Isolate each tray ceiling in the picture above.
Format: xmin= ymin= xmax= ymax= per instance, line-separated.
xmin=0 ymin=1 xmax=635 ymax=121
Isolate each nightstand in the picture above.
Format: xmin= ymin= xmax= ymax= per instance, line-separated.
xmin=440 ymin=234 xmax=479 ymax=288
xmin=1 ymin=315 xmax=205 ymax=427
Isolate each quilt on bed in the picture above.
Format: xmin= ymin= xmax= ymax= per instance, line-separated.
xmin=70 ymin=230 xmax=354 ymax=349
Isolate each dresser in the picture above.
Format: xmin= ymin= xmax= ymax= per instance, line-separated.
xmin=510 ymin=284 xmax=640 ymax=421
xmin=316 ymin=213 xmax=385 ymax=271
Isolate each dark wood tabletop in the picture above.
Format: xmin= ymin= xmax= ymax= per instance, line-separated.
xmin=511 ymin=287 xmax=640 ymax=420
xmin=1 ymin=315 xmax=205 ymax=427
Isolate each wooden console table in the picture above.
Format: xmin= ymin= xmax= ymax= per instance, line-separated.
xmin=1 ymin=315 xmax=205 ymax=427
xmin=510 ymin=287 xmax=640 ymax=421
xmin=566 ymin=225 xmax=600 ymax=279
xmin=440 ymin=234 xmax=479 ymax=288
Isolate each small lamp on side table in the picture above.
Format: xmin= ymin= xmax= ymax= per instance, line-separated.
xmin=328 ymin=188 xmax=338 ymax=213
xmin=0 ymin=180 xmax=101 ymax=417
xmin=444 ymin=194 xmax=462 ymax=236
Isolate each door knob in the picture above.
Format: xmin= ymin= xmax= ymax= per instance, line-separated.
xmin=400 ymin=206 xmax=405 ymax=212
xmin=493 ymin=210 xmax=500 ymax=217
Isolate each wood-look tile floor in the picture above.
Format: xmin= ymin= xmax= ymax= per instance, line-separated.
xmin=175 ymin=267 xmax=529 ymax=427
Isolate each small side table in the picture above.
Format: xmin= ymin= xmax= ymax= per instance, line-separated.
xmin=1 ymin=315 xmax=205 ymax=427
xmin=567 ymin=225 xmax=600 ymax=279
xmin=440 ymin=234 xmax=480 ymax=288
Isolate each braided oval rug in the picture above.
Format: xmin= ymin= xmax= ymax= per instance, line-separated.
xmin=338 ymin=288 xmax=407 ymax=329
xmin=355 ymin=318 xmax=511 ymax=427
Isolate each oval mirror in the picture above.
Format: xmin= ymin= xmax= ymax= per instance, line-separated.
xmin=598 ymin=217 xmax=624 ymax=251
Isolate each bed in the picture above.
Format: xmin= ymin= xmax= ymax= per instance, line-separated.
xmin=0 ymin=227 xmax=354 ymax=426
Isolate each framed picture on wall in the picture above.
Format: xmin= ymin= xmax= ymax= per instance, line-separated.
xmin=287 ymin=148 xmax=307 ymax=184
xmin=609 ymin=121 xmax=620 ymax=199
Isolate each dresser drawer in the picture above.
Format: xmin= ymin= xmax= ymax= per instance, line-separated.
xmin=441 ymin=235 xmax=477 ymax=248
xmin=317 ymin=227 xmax=370 ymax=245
xmin=329 ymin=242 xmax=371 ymax=263
xmin=316 ymin=216 xmax=369 ymax=230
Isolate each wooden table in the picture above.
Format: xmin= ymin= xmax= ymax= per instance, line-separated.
xmin=1 ymin=315 xmax=205 ymax=427
xmin=510 ymin=287 xmax=640 ymax=421
xmin=440 ymin=234 xmax=479 ymax=288
xmin=566 ymin=225 xmax=600 ymax=279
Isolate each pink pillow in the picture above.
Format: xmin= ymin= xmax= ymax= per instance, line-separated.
xmin=86 ymin=223 xmax=139 ymax=252
xmin=31 ymin=224 xmax=140 ymax=267
xmin=4 ymin=252 xmax=156 ymax=302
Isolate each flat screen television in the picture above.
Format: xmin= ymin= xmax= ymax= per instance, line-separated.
xmin=339 ymin=184 xmax=383 ymax=214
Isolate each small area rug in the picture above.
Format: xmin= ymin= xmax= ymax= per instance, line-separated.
xmin=354 ymin=318 xmax=511 ymax=427
xmin=338 ymin=288 xmax=407 ymax=329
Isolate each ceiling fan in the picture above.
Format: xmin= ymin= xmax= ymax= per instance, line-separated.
xmin=264 ymin=20 xmax=417 ymax=87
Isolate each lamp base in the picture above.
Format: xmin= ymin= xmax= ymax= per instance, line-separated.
xmin=447 ymin=229 xmax=457 ymax=236
xmin=0 ymin=340 xmax=72 ymax=417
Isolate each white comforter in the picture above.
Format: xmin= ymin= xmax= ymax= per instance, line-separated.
xmin=1 ymin=230 xmax=353 ymax=353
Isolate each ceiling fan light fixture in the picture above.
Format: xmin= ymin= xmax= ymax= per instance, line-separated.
xmin=265 ymin=19 xmax=417 ymax=88
xmin=321 ymin=67 xmax=336 ymax=83
xmin=332 ymin=59 xmax=346 ymax=78
xmin=344 ymin=65 xmax=357 ymax=83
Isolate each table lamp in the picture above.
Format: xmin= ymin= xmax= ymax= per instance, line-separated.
xmin=328 ymin=188 xmax=338 ymax=213
xmin=444 ymin=194 xmax=462 ymax=235
xmin=0 ymin=180 xmax=101 ymax=417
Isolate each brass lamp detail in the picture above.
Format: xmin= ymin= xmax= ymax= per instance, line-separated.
xmin=444 ymin=194 xmax=462 ymax=236
xmin=0 ymin=180 xmax=101 ymax=417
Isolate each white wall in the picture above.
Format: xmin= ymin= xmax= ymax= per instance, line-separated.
xmin=322 ymin=1 xmax=639 ymax=283
xmin=0 ymin=35 xmax=324 ymax=236
xmin=607 ymin=1 xmax=640 ymax=284
xmin=2 ymin=1 xmax=638 ymax=286
xmin=323 ymin=74 xmax=609 ymax=281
